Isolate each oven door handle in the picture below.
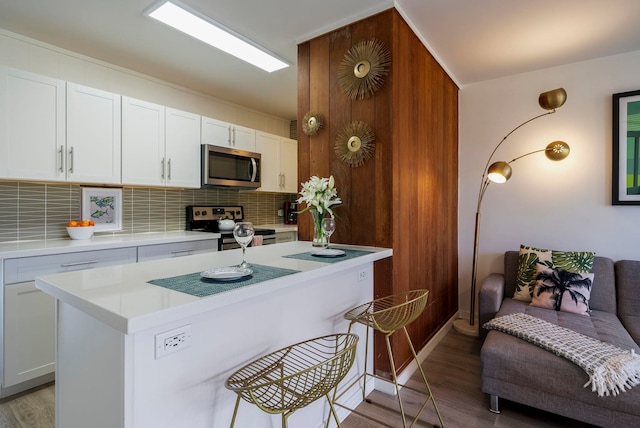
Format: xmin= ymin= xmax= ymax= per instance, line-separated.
xmin=250 ymin=158 xmax=257 ymax=182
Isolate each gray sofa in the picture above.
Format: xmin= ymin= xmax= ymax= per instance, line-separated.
xmin=479 ymin=251 xmax=640 ymax=427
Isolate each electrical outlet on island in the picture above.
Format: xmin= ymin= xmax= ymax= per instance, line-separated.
xmin=155 ymin=325 xmax=192 ymax=359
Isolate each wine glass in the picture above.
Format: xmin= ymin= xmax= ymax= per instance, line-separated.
xmin=233 ymin=222 xmax=255 ymax=268
xmin=321 ymin=217 xmax=336 ymax=249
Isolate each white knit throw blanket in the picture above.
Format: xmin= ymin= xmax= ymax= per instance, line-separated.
xmin=484 ymin=313 xmax=640 ymax=397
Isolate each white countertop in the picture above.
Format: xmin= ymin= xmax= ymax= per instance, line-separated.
xmin=255 ymin=223 xmax=298 ymax=233
xmin=36 ymin=242 xmax=391 ymax=334
xmin=0 ymin=231 xmax=220 ymax=259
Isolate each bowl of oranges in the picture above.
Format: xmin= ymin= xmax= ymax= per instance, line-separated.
xmin=66 ymin=220 xmax=95 ymax=240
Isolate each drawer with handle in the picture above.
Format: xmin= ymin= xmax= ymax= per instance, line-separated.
xmin=137 ymin=239 xmax=218 ymax=262
xmin=3 ymin=247 xmax=137 ymax=285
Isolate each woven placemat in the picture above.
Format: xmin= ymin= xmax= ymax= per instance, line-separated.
xmin=283 ymin=248 xmax=374 ymax=263
xmin=148 ymin=264 xmax=300 ymax=298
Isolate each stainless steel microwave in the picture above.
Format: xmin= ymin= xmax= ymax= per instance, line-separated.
xmin=201 ymin=144 xmax=261 ymax=189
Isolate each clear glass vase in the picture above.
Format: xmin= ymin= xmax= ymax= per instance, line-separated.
xmin=310 ymin=209 xmax=325 ymax=247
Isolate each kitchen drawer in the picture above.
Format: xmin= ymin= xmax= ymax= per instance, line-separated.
xmin=3 ymin=247 xmax=137 ymax=285
xmin=137 ymin=239 xmax=218 ymax=262
xmin=275 ymin=231 xmax=297 ymax=243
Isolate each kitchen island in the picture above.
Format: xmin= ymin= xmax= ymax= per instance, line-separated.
xmin=36 ymin=241 xmax=392 ymax=428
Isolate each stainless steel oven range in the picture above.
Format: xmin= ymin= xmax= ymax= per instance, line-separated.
xmin=185 ymin=205 xmax=276 ymax=251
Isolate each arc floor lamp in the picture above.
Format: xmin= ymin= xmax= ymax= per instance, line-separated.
xmin=453 ymin=88 xmax=571 ymax=337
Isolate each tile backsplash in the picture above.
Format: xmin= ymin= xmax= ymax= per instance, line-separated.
xmin=0 ymin=182 xmax=296 ymax=243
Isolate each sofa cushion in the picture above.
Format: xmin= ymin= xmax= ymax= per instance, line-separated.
xmin=513 ymin=245 xmax=552 ymax=301
xmin=514 ymin=245 xmax=595 ymax=302
xmin=530 ymin=265 xmax=594 ymax=315
xmin=615 ymin=260 xmax=640 ymax=346
xmin=503 ymin=251 xmax=617 ymax=315
xmin=481 ymin=298 xmax=640 ymax=425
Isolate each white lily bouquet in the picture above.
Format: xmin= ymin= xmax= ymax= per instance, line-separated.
xmin=297 ymin=175 xmax=342 ymax=246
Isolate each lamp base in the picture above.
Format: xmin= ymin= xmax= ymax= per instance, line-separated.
xmin=453 ymin=318 xmax=479 ymax=337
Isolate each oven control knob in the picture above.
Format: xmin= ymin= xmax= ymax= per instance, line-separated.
xmin=194 ymin=211 xmax=200 ymax=216
xmin=202 ymin=210 xmax=207 ymax=216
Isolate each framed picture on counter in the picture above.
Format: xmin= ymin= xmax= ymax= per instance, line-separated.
xmin=81 ymin=187 xmax=123 ymax=231
xmin=613 ymin=89 xmax=640 ymax=205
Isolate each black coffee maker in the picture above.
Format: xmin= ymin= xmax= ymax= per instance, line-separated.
xmin=284 ymin=202 xmax=297 ymax=224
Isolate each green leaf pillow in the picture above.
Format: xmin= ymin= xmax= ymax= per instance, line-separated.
xmin=513 ymin=244 xmax=595 ymax=302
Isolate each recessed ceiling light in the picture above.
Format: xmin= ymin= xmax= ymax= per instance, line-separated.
xmin=146 ymin=0 xmax=289 ymax=73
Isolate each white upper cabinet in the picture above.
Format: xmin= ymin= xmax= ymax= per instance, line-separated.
xmin=279 ymin=137 xmax=298 ymax=193
xmin=165 ymin=107 xmax=200 ymax=188
xmin=202 ymin=116 xmax=256 ymax=152
xmin=0 ymin=67 xmax=66 ymax=181
xmin=0 ymin=68 xmax=121 ymax=184
xmin=66 ymin=83 xmax=121 ymax=184
xmin=121 ymin=97 xmax=165 ymax=186
xmin=122 ymin=97 xmax=200 ymax=188
xmin=256 ymin=131 xmax=280 ymax=192
xmin=256 ymin=131 xmax=298 ymax=193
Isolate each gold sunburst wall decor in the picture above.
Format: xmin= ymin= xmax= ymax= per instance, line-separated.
xmin=302 ymin=111 xmax=324 ymax=136
xmin=338 ymin=39 xmax=391 ymax=100
xmin=335 ymin=121 xmax=375 ymax=167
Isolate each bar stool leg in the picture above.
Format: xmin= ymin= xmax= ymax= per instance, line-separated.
xmin=229 ymin=395 xmax=242 ymax=428
xmin=402 ymin=326 xmax=445 ymax=428
xmin=385 ymin=333 xmax=409 ymax=428
xmin=361 ymin=322 xmax=370 ymax=402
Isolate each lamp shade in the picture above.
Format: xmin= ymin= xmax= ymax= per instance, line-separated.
xmin=538 ymin=88 xmax=567 ymax=111
xmin=545 ymin=141 xmax=570 ymax=161
xmin=487 ymin=161 xmax=512 ymax=183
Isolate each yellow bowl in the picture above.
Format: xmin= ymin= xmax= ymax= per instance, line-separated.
xmin=66 ymin=226 xmax=94 ymax=240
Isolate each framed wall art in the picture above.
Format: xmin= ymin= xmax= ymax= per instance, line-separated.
xmin=81 ymin=187 xmax=123 ymax=231
xmin=613 ymin=89 xmax=640 ymax=205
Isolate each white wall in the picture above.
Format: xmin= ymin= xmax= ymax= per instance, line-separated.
xmin=458 ymin=50 xmax=640 ymax=320
xmin=0 ymin=29 xmax=291 ymax=137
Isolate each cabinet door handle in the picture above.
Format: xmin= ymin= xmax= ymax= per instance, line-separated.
xmin=167 ymin=158 xmax=172 ymax=180
xmin=228 ymin=127 xmax=232 ymax=146
xmin=232 ymin=127 xmax=236 ymax=146
xmin=281 ymin=173 xmax=285 ymax=188
xmin=58 ymin=146 xmax=64 ymax=172
xmin=161 ymin=157 xmax=165 ymax=179
xmin=170 ymin=249 xmax=194 ymax=256
xmin=17 ymin=289 xmax=43 ymax=296
xmin=68 ymin=147 xmax=74 ymax=173
xmin=61 ymin=260 xmax=99 ymax=267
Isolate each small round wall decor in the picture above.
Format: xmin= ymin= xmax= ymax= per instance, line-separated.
xmin=302 ymin=111 xmax=324 ymax=136
xmin=338 ymin=39 xmax=391 ymax=100
xmin=335 ymin=121 xmax=375 ymax=167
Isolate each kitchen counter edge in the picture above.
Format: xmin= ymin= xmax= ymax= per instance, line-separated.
xmin=0 ymin=231 xmax=221 ymax=259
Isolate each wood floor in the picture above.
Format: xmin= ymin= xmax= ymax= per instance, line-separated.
xmin=0 ymin=329 xmax=595 ymax=428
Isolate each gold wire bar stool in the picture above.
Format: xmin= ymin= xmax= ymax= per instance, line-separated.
xmin=225 ymin=333 xmax=359 ymax=427
xmin=333 ymin=289 xmax=445 ymax=428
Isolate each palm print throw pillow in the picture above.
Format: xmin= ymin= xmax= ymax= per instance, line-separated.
xmin=530 ymin=264 xmax=594 ymax=315
xmin=513 ymin=244 xmax=595 ymax=302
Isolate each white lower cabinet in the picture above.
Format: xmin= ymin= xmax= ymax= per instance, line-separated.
xmin=2 ymin=247 xmax=137 ymax=391
xmin=1 ymin=239 xmax=219 ymax=395
xmin=3 ymin=281 xmax=54 ymax=388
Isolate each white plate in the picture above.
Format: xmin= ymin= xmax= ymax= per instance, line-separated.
xmin=200 ymin=267 xmax=253 ymax=281
xmin=311 ymin=249 xmax=346 ymax=258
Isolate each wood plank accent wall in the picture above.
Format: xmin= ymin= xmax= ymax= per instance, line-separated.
xmin=297 ymin=9 xmax=459 ymax=376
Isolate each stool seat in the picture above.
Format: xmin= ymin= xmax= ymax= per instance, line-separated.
xmin=344 ymin=289 xmax=429 ymax=334
xmin=225 ymin=333 xmax=358 ymax=427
